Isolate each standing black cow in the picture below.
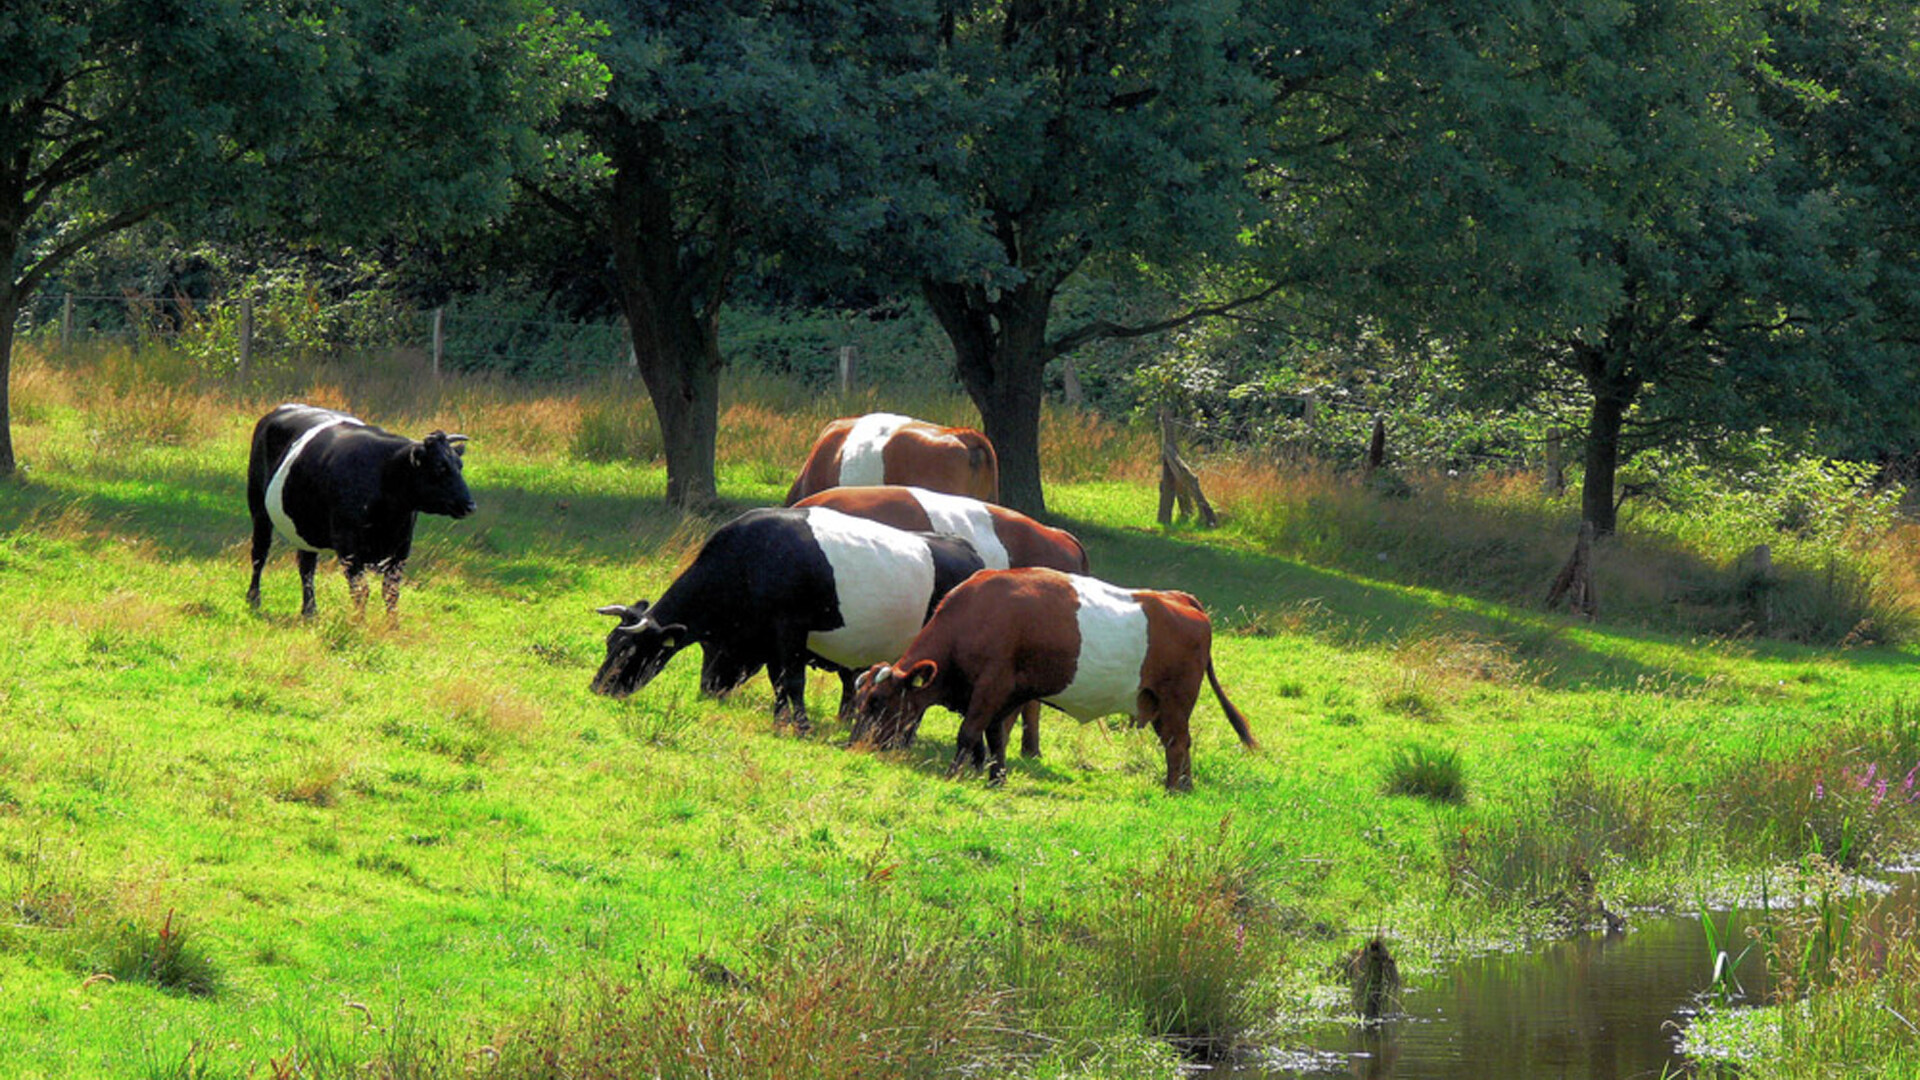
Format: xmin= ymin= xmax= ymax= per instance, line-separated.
xmin=590 ymin=506 xmax=984 ymax=729
xmin=246 ymin=403 xmax=476 ymax=618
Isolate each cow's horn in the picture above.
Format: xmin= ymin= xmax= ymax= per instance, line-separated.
xmin=595 ymin=604 xmax=634 ymax=619
xmin=445 ymin=433 xmax=470 ymax=444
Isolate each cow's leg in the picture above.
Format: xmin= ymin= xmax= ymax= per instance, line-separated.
xmin=835 ymin=668 xmax=858 ymax=722
xmin=380 ymin=558 xmax=406 ymax=621
xmin=1018 ymin=702 xmax=1042 ymax=759
xmin=949 ymin=721 xmax=989 ymax=778
xmin=343 ymin=557 xmax=371 ymax=616
xmin=296 ymin=550 xmax=320 ymax=618
xmin=247 ymin=515 xmax=274 ymax=610
xmin=949 ymin=671 xmax=1013 ymax=778
xmin=767 ymin=630 xmax=812 ymax=732
xmin=983 ymin=706 xmax=1020 ymax=786
xmin=1142 ymin=684 xmax=1197 ymax=793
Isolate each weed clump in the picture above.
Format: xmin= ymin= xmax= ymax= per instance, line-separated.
xmin=1088 ymin=825 xmax=1282 ymax=1055
xmin=1383 ymin=743 xmax=1466 ymax=803
xmin=74 ymin=909 xmax=220 ymax=997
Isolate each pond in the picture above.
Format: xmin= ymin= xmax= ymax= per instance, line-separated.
xmin=1249 ymin=868 xmax=1920 ymax=1080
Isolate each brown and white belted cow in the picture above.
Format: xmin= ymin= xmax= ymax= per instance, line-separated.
xmin=785 ymin=413 xmax=998 ymax=505
xmin=797 ymin=484 xmax=1092 ymax=758
xmin=850 ymin=567 xmax=1257 ymax=791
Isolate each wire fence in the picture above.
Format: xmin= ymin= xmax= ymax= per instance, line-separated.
xmin=11 ymin=291 xmax=640 ymax=380
xmin=14 ymin=289 xmax=1561 ymax=475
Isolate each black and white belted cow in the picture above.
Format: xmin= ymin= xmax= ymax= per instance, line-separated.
xmin=246 ymin=403 xmax=476 ymax=618
xmin=590 ymin=506 xmax=985 ymax=729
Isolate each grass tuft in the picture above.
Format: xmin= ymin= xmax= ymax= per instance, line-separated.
xmin=1382 ymin=743 xmax=1466 ymax=803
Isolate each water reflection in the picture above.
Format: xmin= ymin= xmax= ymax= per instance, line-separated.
xmin=1254 ymin=871 xmax=1918 ymax=1080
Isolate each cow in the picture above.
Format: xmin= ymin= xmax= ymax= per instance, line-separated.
xmin=848 ymin=567 xmax=1258 ymax=791
xmin=246 ymin=403 xmax=475 ymax=618
xmin=795 ymin=484 xmax=1090 ymax=758
xmin=784 ymin=413 xmax=998 ymax=505
xmin=590 ymin=506 xmax=986 ymax=730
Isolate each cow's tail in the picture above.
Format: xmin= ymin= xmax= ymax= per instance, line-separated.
xmin=961 ymin=430 xmax=1000 ymax=502
xmin=1206 ymin=656 xmax=1258 ymax=750
xmin=1067 ymin=533 xmax=1091 ymax=574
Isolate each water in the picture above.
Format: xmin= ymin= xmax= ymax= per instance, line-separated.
xmin=1248 ymin=869 xmax=1919 ymax=1080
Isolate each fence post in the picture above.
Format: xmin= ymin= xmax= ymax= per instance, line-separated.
xmin=1364 ymin=415 xmax=1386 ymax=479
xmin=1060 ymin=356 xmax=1084 ymax=408
xmin=237 ymin=295 xmax=254 ymax=384
xmin=1302 ymin=391 xmax=1319 ymax=431
xmin=61 ymin=294 xmax=73 ymax=350
xmin=431 ymin=307 xmax=445 ymax=378
xmin=1543 ymin=429 xmax=1565 ymax=494
xmin=838 ymin=345 xmax=858 ymax=396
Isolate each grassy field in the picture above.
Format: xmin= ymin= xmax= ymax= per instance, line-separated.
xmin=3 ymin=344 xmax=1919 ymax=1077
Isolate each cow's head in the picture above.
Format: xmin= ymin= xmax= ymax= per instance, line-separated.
xmin=408 ymin=431 xmax=477 ymax=519
xmin=591 ymin=601 xmax=690 ymax=698
xmin=847 ymin=658 xmax=940 ymax=749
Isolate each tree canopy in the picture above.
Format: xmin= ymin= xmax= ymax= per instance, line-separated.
xmin=0 ymin=0 xmax=572 ymax=475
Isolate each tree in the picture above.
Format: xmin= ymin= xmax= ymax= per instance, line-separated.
xmin=0 ymin=0 xmax=568 ymax=477
xmin=918 ymin=0 xmax=1286 ymax=514
xmin=1274 ymin=0 xmax=1907 ymax=535
xmin=521 ymin=1 xmax=974 ymax=508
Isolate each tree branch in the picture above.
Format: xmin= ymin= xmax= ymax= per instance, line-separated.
xmin=15 ymin=203 xmax=161 ymax=298
xmin=515 ymin=176 xmax=595 ymax=230
xmin=1043 ymin=279 xmax=1291 ymax=360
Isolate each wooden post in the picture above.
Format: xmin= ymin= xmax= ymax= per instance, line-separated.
xmin=1543 ymin=430 xmax=1565 ymax=494
xmin=61 ymin=294 xmax=73 ymax=350
xmin=237 ymin=295 xmax=254 ymax=383
xmin=838 ymin=345 xmax=858 ymax=396
xmin=1060 ymin=356 xmax=1084 ymax=408
xmin=1157 ymin=410 xmax=1219 ymax=528
xmin=1546 ymin=521 xmax=1599 ymax=619
xmin=1364 ymin=415 xmax=1386 ymax=480
xmin=431 ymin=307 xmax=445 ymax=378
xmin=1302 ymin=391 xmax=1319 ymax=431
xmin=1747 ymin=543 xmax=1775 ymax=632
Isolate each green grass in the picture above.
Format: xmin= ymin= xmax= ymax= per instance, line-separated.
xmin=2 ymin=344 xmax=1919 ymax=1075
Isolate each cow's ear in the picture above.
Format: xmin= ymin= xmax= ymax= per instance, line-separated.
xmin=409 ymin=443 xmax=425 ymax=466
xmin=658 ymin=622 xmax=690 ymax=650
xmin=906 ymin=659 xmax=938 ymax=689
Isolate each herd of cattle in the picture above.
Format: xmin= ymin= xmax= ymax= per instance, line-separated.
xmin=246 ymin=405 xmax=1257 ymax=790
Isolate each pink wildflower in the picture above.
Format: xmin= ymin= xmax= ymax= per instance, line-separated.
xmin=1873 ymin=778 xmax=1888 ymax=809
xmin=1814 ymin=779 xmax=1825 ymax=800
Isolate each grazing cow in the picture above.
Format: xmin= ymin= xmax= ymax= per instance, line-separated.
xmin=590 ymin=506 xmax=986 ymax=729
xmin=796 ymin=484 xmax=1090 ymax=757
xmin=246 ymin=403 xmax=475 ymax=618
xmin=785 ymin=413 xmax=998 ymax=505
xmin=849 ymin=567 xmax=1258 ymax=791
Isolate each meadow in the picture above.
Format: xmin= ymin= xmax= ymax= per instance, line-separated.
xmin=2 ymin=343 xmax=1919 ymax=1078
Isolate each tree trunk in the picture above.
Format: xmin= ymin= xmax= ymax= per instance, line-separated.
xmin=608 ymin=125 xmax=723 ymax=509
xmin=0 ymin=281 xmax=16 ymax=478
xmin=629 ymin=302 xmax=722 ymax=508
xmin=1578 ymin=354 xmax=1637 ymax=536
xmin=924 ymin=278 xmax=1054 ymax=515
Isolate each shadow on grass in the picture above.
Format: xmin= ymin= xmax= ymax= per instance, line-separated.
xmin=1054 ymin=513 xmax=1919 ymax=692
